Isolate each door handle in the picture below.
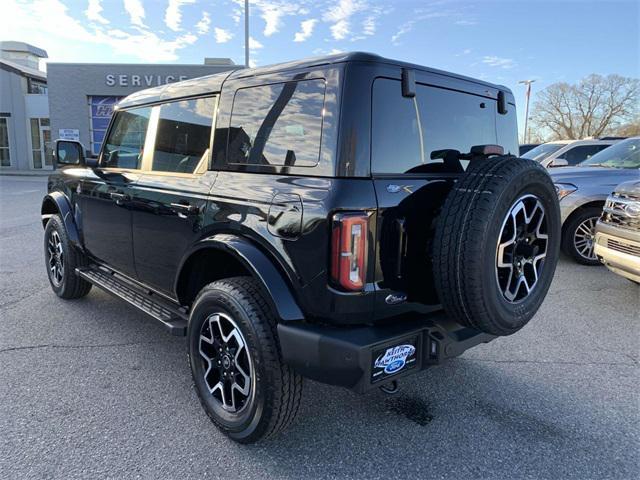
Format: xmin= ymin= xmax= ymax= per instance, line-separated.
xmin=171 ymin=202 xmax=199 ymax=217
xmin=110 ymin=192 xmax=129 ymax=204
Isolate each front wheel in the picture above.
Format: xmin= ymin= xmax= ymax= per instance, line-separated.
xmin=44 ymin=215 xmax=92 ymax=299
xmin=187 ymin=277 xmax=303 ymax=443
xmin=561 ymin=207 xmax=602 ymax=265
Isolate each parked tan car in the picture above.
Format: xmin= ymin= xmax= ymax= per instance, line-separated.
xmin=594 ymin=179 xmax=640 ymax=283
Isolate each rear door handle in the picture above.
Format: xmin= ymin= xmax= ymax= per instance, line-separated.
xmin=171 ymin=202 xmax=199 ymax=218
xmin=110 ymin=192 xmax=129 ymax=203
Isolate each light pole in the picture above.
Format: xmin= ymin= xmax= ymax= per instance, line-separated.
xmin=244 ymin=0 xmax=249 ymax=68
xmin=519 ymin=79 xmax=536 ymax=144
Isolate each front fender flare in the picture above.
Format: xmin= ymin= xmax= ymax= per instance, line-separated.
xmin=181 ymin=234 xmax=304 ymax=322
xmin=41 ymin=192 xmax=82 ymax=248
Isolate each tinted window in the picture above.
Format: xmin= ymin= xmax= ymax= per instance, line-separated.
xmin=227 ymin=79 xmax=325 ymax=167
xmin=151 ymin=97 xmax=215 ymax=174
xmin=522 ymin=143 xmax=563 ymax=161
xmin=557 ymin=144 xmax=610 ymax=165
xmin=580 ymin=138 xmax=640 ymax=169
xmin=372 ymin=78 xmax=499 ymax=174
xmin=102 ymin=107 xmax=151 ymax=169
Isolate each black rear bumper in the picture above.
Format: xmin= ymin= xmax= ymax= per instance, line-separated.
xmin=278 ymin=312 xmax=495 ymax=393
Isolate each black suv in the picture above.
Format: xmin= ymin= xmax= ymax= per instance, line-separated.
xmin=43 ymin=52 xmax=560 ymax=443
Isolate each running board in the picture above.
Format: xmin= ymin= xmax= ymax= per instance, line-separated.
xmin=75 ymin=266 xmax=188 ymax=336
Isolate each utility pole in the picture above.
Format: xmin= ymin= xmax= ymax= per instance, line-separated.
xmin=518 ymin=79 xmax=536 ymax=144
xmin=244 ymin=0 xmax=250 ymax=68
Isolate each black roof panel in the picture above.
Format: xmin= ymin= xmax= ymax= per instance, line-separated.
xmin=118 ymin=52 xmax=512 ymax=108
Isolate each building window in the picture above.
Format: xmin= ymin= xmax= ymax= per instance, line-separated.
xmin=0 ymin=117 xmax=10 ymax=167
xmin=28 ymin=79 xmax=48 ymax=95
xmin=30 ymin=118 xmax=52 ymax=169
xmin=89 ymin=96 xmax=123 ymax=155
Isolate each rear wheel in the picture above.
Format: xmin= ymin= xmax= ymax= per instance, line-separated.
xmin=561 ymin=207 xmax=602 ymax=265
xmin=433 ymin=156 xmax=561 ymax=336
xmin=44 ymin=215 xmax=92 ymax=299
xmin=187 ymin=277 xmax=302 ymax=443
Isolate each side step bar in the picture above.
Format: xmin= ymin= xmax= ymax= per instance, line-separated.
xmin=76 ymin=266 xmax=188 ymax=336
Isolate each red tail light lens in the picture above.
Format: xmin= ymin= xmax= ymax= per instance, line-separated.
xmin=331 ymin=213 xmax=368 ymax=291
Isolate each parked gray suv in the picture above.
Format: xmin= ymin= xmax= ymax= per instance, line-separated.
xmin=551 ymin=137 xmax=640 ymax=264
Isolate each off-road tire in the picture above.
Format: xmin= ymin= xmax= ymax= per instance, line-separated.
xmin=561 ymin=207 xmax=602 ymax=266
xmin=433 ymin=156 xmax=561 ymax=336
xmin=44 ymin=215 xmax=92 ymax=299
xmin=187 ymin=277 xmax=303 ymax=443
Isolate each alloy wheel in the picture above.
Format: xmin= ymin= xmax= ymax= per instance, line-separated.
xmin=573 ymin=217 xmax=598 ymax=261
xmin=47 ymin=230 xmax=64 ymax=286
xmin=199 ymin=313 xmax=253 ymax=413
xmin=496 ymin=195 xmax=549 ymax=303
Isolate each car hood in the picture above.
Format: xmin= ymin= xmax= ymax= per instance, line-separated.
xmin=550 ymin=167 xmax=639 ymax=189
xmin=613 ymin=179 xmax=640 ymax=198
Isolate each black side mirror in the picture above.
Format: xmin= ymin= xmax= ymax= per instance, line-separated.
xmin=54 ymin=140 xmax=84 ymax=168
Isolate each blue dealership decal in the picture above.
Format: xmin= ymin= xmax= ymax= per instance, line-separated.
xmin=372 ymin=343 xmax=417 ymax=380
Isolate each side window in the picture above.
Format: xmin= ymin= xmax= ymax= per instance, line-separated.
xmin=151 ymin=97 xmax=216 ymax=174
xmin=560 ymin=145 xmax=609 ymax=165
xmin=227 ymin=79 xmax=325 ymax=168
xmin=102 ymin=107 xmax=151 ymax=169
xmin=371 ymin=78 xmax=498 ymax=174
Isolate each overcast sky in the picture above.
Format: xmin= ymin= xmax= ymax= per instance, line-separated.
xmin=4 ymin=0 xmax=639 ymax=135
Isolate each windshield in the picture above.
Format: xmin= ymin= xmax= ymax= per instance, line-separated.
xmin=579 ymin=137 xmax=640 ymax=169
xmin=522 ymin=143 xmax=564 ymax=161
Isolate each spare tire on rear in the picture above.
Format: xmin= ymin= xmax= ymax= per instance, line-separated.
xmin=433 ymin=156 xmax=560 ymax=336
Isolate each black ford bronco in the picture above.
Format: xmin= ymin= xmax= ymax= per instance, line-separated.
xmin=43 ymin=52 xmax=560 ymax=443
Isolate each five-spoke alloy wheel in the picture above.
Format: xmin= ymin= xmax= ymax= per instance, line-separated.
xmin=47 ymin=230 xmax=65 ymax=287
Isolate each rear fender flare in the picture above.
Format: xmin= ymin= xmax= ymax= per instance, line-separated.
xmin=179 ymin=234 xmax=304 ymax=322
xmin=41 ymin=192 xmax=82 ymax=248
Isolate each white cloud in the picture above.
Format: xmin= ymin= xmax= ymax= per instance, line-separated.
xmin=391 ymin=20 xmax=414 ymax=45
xmin=214 ymin=27 xmax=233 ymax=43
xmin=123 ymin=0 xmax=146 ymax=27
xmin=294 ymin=19 xmax=317 ymax=42
xmin=323 ymin=0 xmax=365 ymax=40
xmin=3 ymin=0 xmax=199 ymax=62
xmin=249 ymin=36 xmax=264 ymax=50
xmin=329 ymin=48 xmax=344 ymax=54
xmin=455 ymin=48 xmax=472 ymax=56
xmin=482 ymin=56 xmax=516 ymax=69
xmin=362 ymin=15 xmax=376 ymax=36
xmin=455 ymin=19 xmax=477 ymax=26
xmin=86 ymin=0 xmax=108 ymax=24
xmin=165 ymin=0 xmax=196 ymax=32
xmin=251 ymin=0 xmax=304 ymax=37
xmin=196 ymin=11 xmax=211 ymax=34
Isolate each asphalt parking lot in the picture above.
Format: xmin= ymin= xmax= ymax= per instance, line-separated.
xmin=1 ymin=175 xmax=638 ymax=480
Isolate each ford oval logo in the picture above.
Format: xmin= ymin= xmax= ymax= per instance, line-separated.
xmin=384 ymin=359 xmax=406 ymax=374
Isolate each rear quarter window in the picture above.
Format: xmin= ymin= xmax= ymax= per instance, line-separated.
xmin=227 ymin=79 xmax=326 ymax=168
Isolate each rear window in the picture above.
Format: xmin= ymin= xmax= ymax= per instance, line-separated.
xmin=227 ymin=79 xmax=326 ymax=168
xmin=372 ymin=78 xmax=514 ymax=174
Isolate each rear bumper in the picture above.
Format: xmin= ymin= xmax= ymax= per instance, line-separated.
xmin=278 ymin=312 xmax=495 ymax=393
xmin=594 ymin=227 xmax=640 ymax=283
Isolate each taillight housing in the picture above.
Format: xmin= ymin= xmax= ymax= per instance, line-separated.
xmin=330 ymin=212 xmax=369 ymax=291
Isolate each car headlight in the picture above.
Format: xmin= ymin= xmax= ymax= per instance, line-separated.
xmin=554 ymin=183 xmax=578 ymax=200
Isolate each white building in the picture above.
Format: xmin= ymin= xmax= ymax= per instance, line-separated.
xmin=0 ymin=41 xmax=50 ymax=171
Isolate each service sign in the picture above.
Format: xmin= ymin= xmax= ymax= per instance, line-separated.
xmin=58 ymin=129 xmax=80 ymax=141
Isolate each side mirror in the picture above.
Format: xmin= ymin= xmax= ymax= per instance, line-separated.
xmin=550 ymin=158 xmax=568 ymax=168
xmin=54 ymin=140 xmax=84 ymax=168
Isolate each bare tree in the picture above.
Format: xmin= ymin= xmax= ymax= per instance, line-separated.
xmin=530 ymin=74 xmax=639 ymax=140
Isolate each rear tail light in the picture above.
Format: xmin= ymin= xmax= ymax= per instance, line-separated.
xmin=331 ymin=212 xmax=369 ymax=291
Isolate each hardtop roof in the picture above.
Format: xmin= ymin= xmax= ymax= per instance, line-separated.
xmin=118 ymin=51 xmax=512 ymax=109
